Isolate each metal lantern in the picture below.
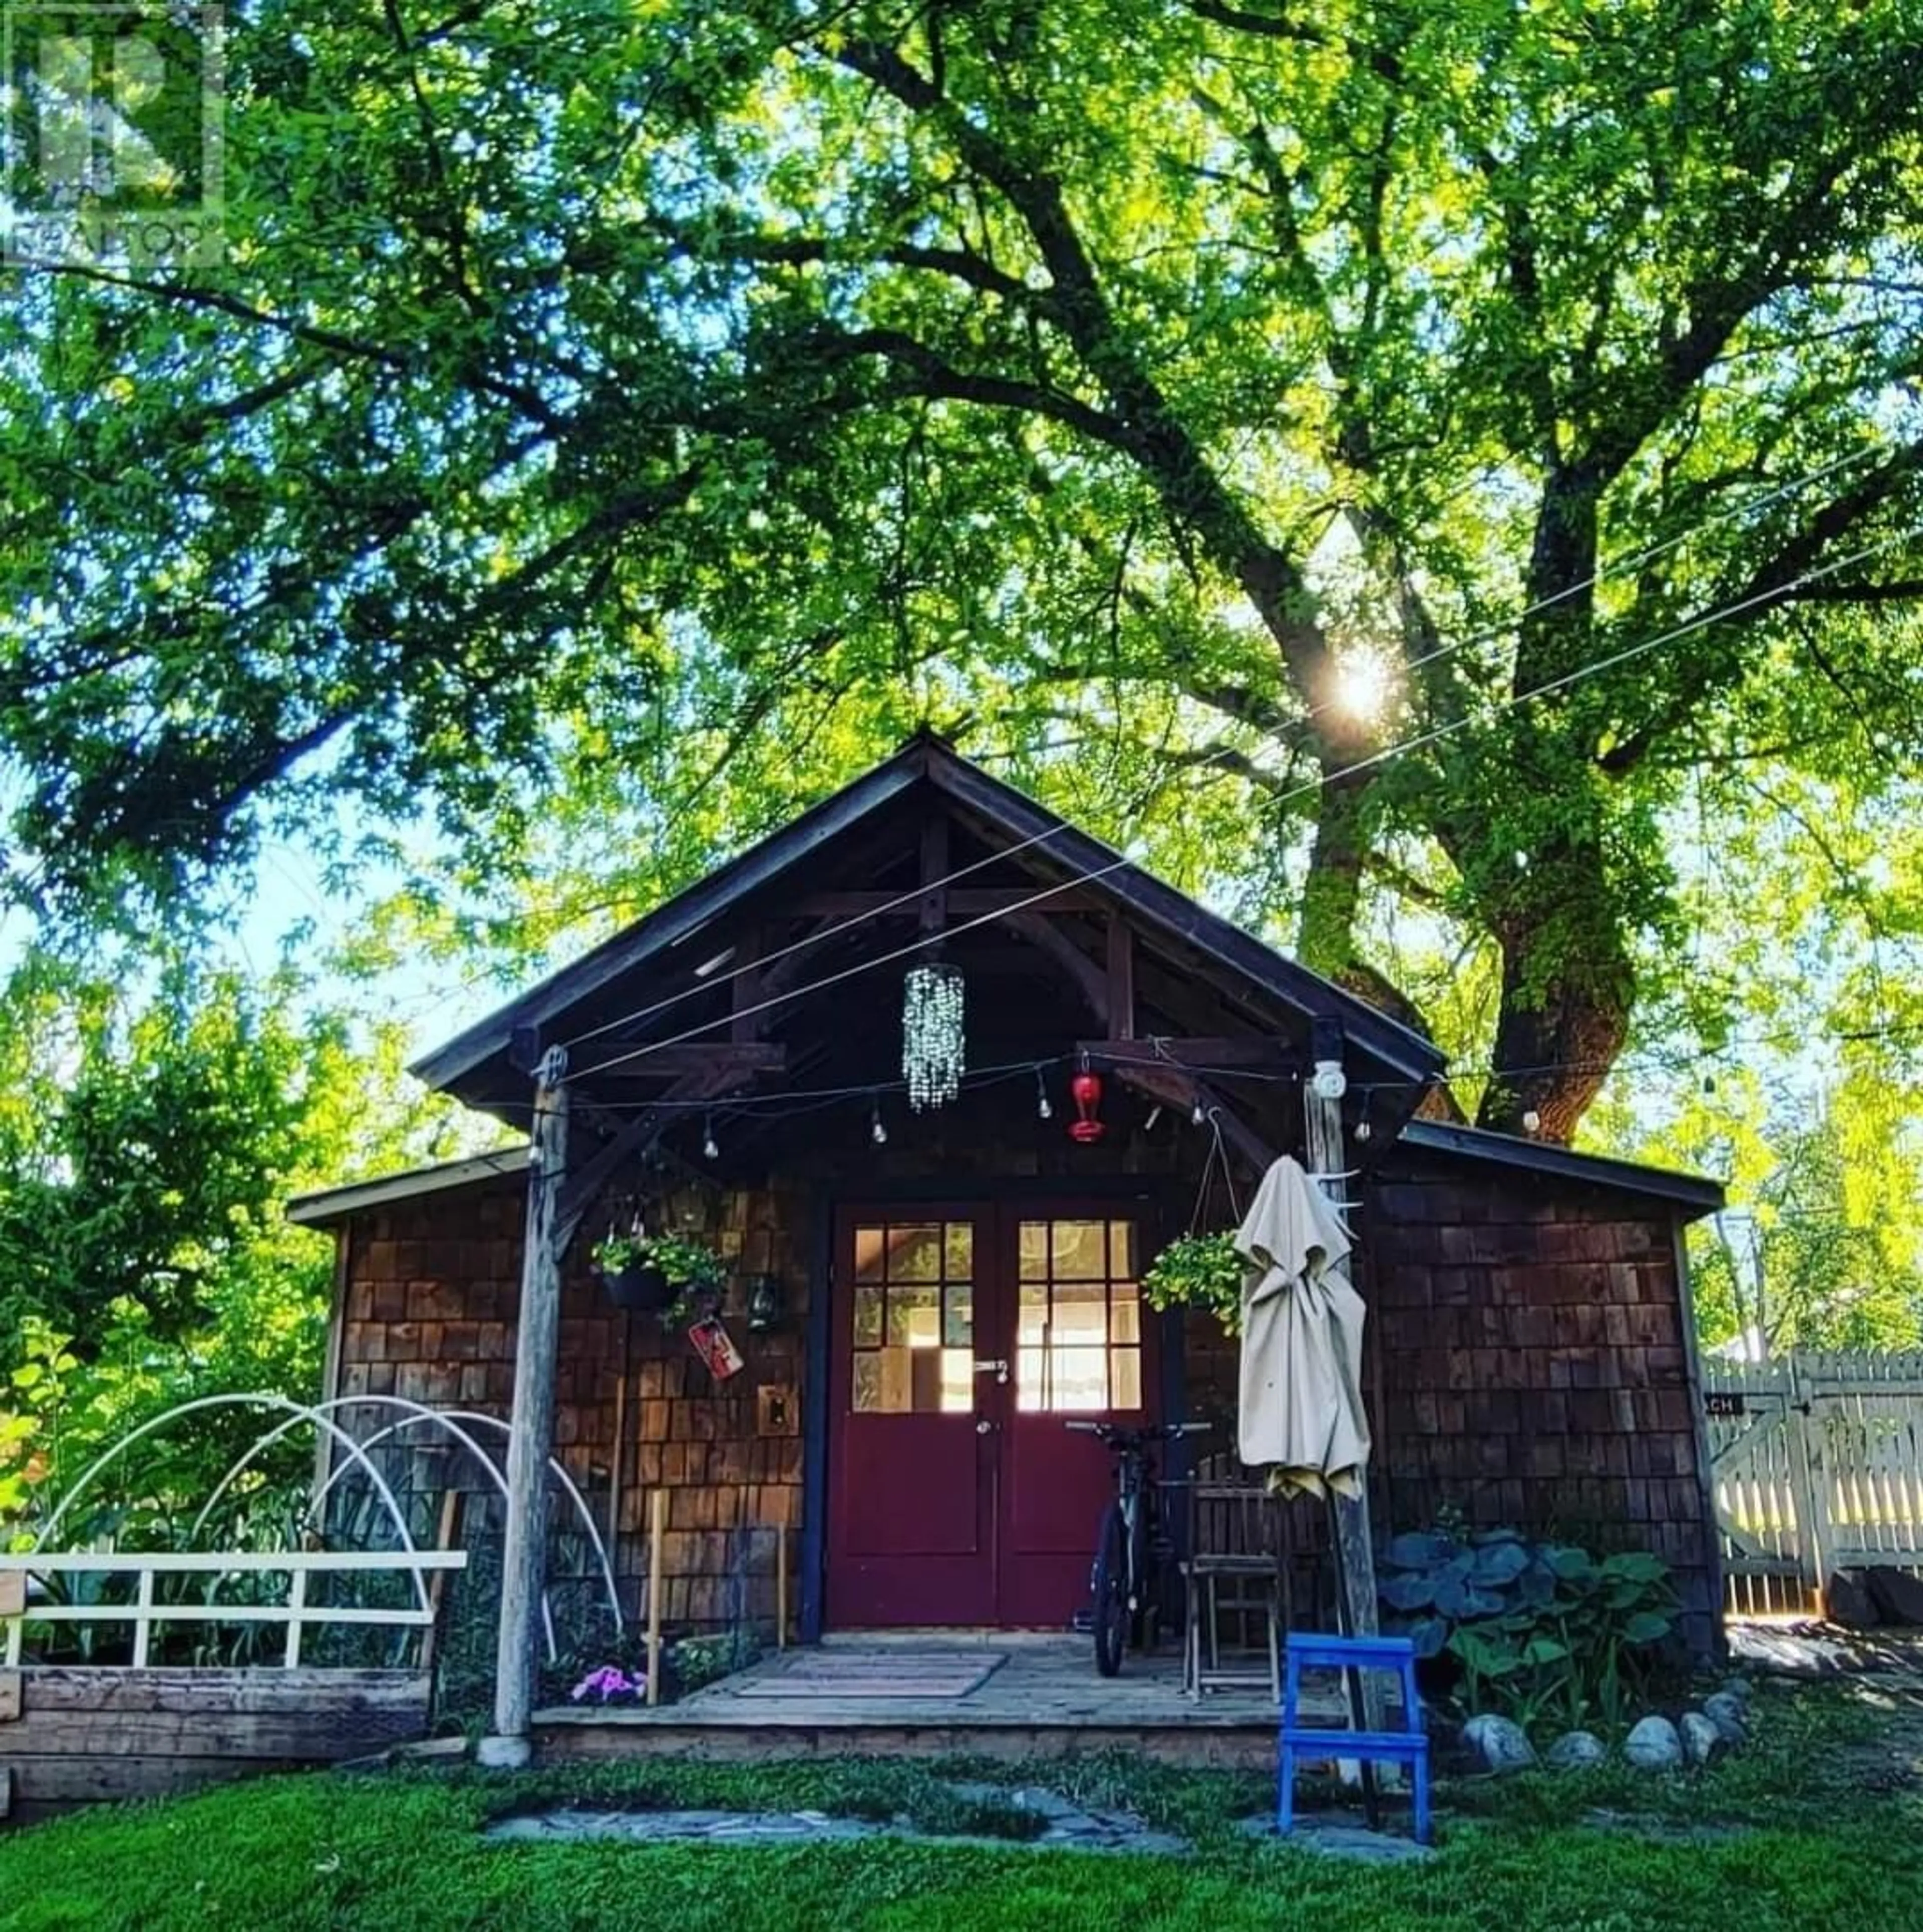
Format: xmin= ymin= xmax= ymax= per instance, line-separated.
xmin=902 ymin=961 xmax=966 ymax=1111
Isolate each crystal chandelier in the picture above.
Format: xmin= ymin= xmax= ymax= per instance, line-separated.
xmin=902 ymin=961 xmax=966 ymax=1111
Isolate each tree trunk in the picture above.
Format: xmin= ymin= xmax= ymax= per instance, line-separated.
xmin=1477 ymin=833 xmax=1633 ymax=1143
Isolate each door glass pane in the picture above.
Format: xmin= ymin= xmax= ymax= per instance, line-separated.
xmin=853 ymin=1226 xmax=887 ymax=1281
xmin=1111 ymin=1282 xmax=1140 ymax=1345
xmin=1051 ymin=1278 xmax=1106 ymax=1344
xmin=1018 ymin=1222 xmax=1049 ymax=1279
xmin=886 ymin=1285 xmax=940 ymax=1349
xmin=938 ymin=1348 xmax=973 ymax=1413
xmin=889 ymin=1224 xmax=943 ymax=1281
xmin=1111 ymin=1349 xmax=1142 ymax=1411
xmin=944 ymin=1221 xmax=973 ymax=1277
xmin=1051 ymin=1349 xmax=1109 ymax=1412
xmin=1108 ymin=1221 xmax=1136 ymax=1277
xmin=852 ymin=1353 xmax=886 ymax=1412
xmin=852 ymin=1283 xmax=884 ymax=1347
xmin=1017 ymin=1280 xmax=1048 ymax=1345
xmin=1051 ymin=1220 xmax=1106 ymax=1278
xmin=942 ymin=1283 xmax=973 ymax=1348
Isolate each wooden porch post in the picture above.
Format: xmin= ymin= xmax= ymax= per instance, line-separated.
xmin=1302 ymin=1034 xmax=1384 ymax=1650
xmin=478 ymin=1044 xmax=569 ymax=1769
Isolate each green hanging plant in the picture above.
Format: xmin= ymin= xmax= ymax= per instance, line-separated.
xmin=590 ymin=1231 xmax=727 ymax=1322
xmin=1142 ymin=1232 xmax=1243 ymax=1334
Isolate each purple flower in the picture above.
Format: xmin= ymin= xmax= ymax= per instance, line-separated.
xmin=569 ymin=1665 xmax=646 ymax=1703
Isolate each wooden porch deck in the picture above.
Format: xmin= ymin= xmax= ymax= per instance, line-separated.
xmin=534 ymin=1634 xmax=1337 ymax=1770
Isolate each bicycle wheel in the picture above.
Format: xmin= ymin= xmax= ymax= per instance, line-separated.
xmin=1092 ymin=1504 xmax=1129 ymax=1678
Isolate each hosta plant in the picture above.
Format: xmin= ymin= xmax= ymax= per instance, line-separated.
xmin=1379 ymin=1524 xmax=1677 ymax=1734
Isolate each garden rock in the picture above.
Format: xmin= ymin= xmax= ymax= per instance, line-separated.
xmin=1867 ymin=1567 xmax=1923 ymax=1628
xmin=1718 ymin=1676 xmax=1754 ymax=1708
xmin=1543 ymin=1730 xmax=1608 ymax=1770
xmin=1461 ymin=1713 xmax=1536 ymax=1773
xmin=1826 ymin=1568 xmax=1880 ymax=1629
xmin=1624 ymin=1715 xmax=1684 ymax=1771
xmin=1701 ymin=1691 xmax=1747 ymax=1744
xmin=1680 ymin=1712 xmax=1722 ymax=1766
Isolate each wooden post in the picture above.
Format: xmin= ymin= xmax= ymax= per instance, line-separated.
xmin=283 ymin=1564 xmax=307 ymax=1670
xmin=418 ymin=1488 xmax=465 ymax=1684
xmin=607 ymin=1315 xmax=631 ymax=1553
xmin=479 ymin=1045 xmax=570 ymax=1768
xmin=1304 ymin=1035 xmax=1389 ymax=1748
xmin=645 ymin=1487 xmax=666 ymax=1707
xmin=776 ymin=1523 xmax=788 ymax=1651
xmin=130 ymin=1567 xmax=154 ymax=1671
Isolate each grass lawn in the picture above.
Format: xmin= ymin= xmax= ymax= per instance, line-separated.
xmin=1 ymin=1680 xmax=1917 ymax=1930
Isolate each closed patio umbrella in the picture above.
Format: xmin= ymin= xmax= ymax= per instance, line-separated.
xmin=1234 ymin=1155 xmax=1371 ymax=1499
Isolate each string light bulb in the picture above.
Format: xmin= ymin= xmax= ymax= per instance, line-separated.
xmin=1034 ymin=1068 xmax=1053 ymax=1120
xmin=702 ymin=1114 xmax=719 ymax=1160
xmin=870 ymin=1097 xmax=888 ymax=1146
xmin=1521 ymin=1109 xmax=1541 ymax=1135
xmin=1191 ymin=1099 xmax=1206 ymax=1126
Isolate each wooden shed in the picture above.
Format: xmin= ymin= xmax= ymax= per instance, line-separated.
xmin=291 ymin=735 xmax=1726 ymax=1687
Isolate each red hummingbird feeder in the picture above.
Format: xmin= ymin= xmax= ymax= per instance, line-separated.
xmin=1068 ymin=1067 xmax=1106 ymax=1144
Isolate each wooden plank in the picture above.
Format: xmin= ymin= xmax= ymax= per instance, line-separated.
xmin=568 ymin=1044 xmax=788 ymax=1078
xmin=1001 ymin=911 xmax=1108 ymax=1024
xmin=1110 ymin=1063 xmax=1277 ymax=1175
xmin=1079 ymin=1037 xmax=1296 ymax=1069
xmin=3 ymin=1755 xmax=310 ymax=1809
xmin=794 ymin=888 xmax=1104 ymax=917
xmin=1 ymin=1706 xmax=429 ymax=1759
xmin=0 ymin=1574 xmax=24 ymax=1620
xmin=16 ymin=1669 xmax=429 ymax=1717
xmin=491 ymin=1048 xmax=570 ymax=1748
xmin=646 ymin=1488 xmax=666 ymax=1707
xmin=554 ymin=1065 xmax=741 ymax=1253
xmin=919 ymin=815 xmax=949 ymax=933
xmin=0 ymin=1672 xmax=18 ymax=1723
xmin=1105 ymin=919 xmax=1136 ymax=1041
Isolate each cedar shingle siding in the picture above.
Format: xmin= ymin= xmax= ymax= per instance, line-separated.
xmin=325 ymin=1149 xmax=1718 ymax=1656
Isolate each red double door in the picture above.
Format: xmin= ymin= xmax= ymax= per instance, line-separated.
xmin=826 ymin=1200 xmax=1158 ymax=1629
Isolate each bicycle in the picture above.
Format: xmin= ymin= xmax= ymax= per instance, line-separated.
xmin=1068 ymin=1419 xmax=1210 ymax=1677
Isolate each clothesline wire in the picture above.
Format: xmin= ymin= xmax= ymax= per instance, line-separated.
xmin=556 ymin=476 xmax=1906 ymax=1080
xmin=566 ymin=528 xmax=1915 ymax=1088
xmin=1296 ymin=444 xmax=1880 ymax=726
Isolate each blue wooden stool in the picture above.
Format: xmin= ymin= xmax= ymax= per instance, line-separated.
xmin=1278 ymin=1633 xmax=1431 ymax=1845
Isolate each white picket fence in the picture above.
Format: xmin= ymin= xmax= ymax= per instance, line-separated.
xmin=1703 ymin=1351 xmax=1923 ymax=1615
xmin=0 ymin=1549 xmax=468 ymax=1669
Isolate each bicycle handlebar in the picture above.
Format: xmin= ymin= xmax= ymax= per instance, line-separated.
xmin=1063 ymin=1420 xmax=1213 ymax=1440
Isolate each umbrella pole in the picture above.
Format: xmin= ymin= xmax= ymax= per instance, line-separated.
xmin=1327 ymin=1490 xmax=1382 ymax=1829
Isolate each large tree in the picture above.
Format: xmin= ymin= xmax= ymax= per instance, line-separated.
xmin=6 ymin=0 xmax=1923 ymax=1135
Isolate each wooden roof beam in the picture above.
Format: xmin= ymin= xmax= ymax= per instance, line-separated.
xmin=792 ymin=886 xmax=1105 ymax=917
xmin=1110 ymin=1061 xmax=1279 ymax=1177
xmin=568 ymin=1043 xmax=788 ymax=1080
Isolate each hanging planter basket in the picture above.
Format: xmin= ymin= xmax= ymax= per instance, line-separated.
xmin=591 ymin=1232 xmax=727 ymax=1322
xmin=602 ymin=1262 xmax=674 ymax=1314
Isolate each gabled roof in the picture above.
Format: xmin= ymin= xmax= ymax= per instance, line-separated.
xmin=411 ymin=733 xmax=1447 ymax=1101
xmin=286 ymin=1146 xmax=531 ymax=1226
xmin=1397 ymin=1118 xmax=1724 ymax=1217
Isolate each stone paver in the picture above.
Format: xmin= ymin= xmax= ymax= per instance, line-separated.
xmin=486 ymin=1782 xmax=1190 ymax=1856
xmin=1238 ymin=1814 xmax=1434 ymax=1863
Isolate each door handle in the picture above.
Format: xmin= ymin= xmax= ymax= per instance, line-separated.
xmin=976 ymin=1418 xmax=996 ymax=1435
xmin=974 ymin=1359 xmax=1010 ymax=1385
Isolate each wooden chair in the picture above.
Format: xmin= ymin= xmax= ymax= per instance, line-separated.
xmin=1179 ymin=1470 xmax=1287 ymax=1700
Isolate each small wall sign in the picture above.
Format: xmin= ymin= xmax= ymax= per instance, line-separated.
xmin=688 ymin=1316 xmax=745 ymax=1382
